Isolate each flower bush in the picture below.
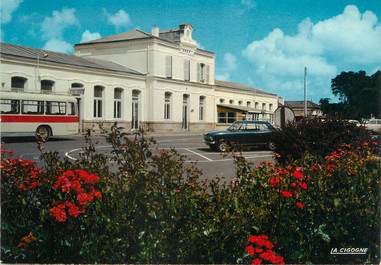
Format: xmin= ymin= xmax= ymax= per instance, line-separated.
xmin=1 ymin=124 xmax=380 ymax=264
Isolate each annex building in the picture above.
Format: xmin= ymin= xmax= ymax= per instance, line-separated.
xmin=0 ymin=24 xmax=279 ymax=132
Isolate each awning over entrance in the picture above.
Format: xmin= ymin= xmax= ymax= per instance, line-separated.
xmin=217 ymin=104 xmax=260 ymax=113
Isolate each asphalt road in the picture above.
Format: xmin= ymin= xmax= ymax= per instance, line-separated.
xmin=1 ymin=133 xmax=273 ymax=181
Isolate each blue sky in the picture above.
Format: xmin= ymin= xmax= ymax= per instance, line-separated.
xmin=1 ymin=0 xmax=380 ymax=102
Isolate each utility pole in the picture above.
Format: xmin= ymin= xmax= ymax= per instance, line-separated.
xmin=304 ymin=66 xmax=307 ymax=117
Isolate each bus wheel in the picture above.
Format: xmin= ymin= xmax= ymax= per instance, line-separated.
xmin=35 ymin=126 xmax=50 ymax=141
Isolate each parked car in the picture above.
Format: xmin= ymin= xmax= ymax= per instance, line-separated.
xmin=364 ymin=118 xmax=381 ymax=134
xmin=203 ymin=120 xmax=276 ymax=152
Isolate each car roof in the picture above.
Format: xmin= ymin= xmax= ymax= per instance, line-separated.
xmin=235 ymin=120 xmax=270 ymax=124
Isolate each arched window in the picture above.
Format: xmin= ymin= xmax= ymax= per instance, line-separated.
xmin=219 ymin=99 xmax=225 ymax=104
xmin=41 ymin=79 xmax=54 ymax=94
xmin=199 ymin=96 xmax=205 ymax=121
xmin=262 ymin=103 xmax=266 ymax=110
xmin=229 ymin=99 xmax=234 ymax=104
xmin=164 ymin=92 xmax=172 ymax=120
xmin=255 ymin=102 xmax=259 ymax=109
xmin=93 ymin=85 xmax=104 ymax=118
xmin=238 ymin=100 xmax=243 ymax=105
xmin=114 ymin=88 xmax=123 ymax=119
xmin=269 ymin=103 xmax=273 ymax=111
xmin=11 ymin=76 xmax=27 ymax=91
xmin=247 ymin=101 xmax=251 ymax=107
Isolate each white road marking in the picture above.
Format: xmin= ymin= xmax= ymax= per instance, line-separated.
xmin=184 ymin=154 xmax=273 ymax=163
xmin=183 ymin=148 xmax=213 ymax=161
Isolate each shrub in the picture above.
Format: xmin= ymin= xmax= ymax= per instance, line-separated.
xmin=271 ymin=118 xmax=373 ymax=164
xmin=1 ymin=125 xmax=380 ymax=264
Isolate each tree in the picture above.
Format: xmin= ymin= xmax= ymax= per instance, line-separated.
xmin=320 ymin=70 xmax=380 ymax=119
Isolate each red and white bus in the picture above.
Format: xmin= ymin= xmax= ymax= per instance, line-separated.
xmin=0 ymin=91 xmax=79 ymax=140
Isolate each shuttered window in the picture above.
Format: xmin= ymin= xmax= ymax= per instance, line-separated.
xmin=205 ymin=65 xmax=210 ymax=83
xmin=184 ymin=60 xmax=190 ymax=81
xmin=165 ymin=56 xmax=172 ymax=78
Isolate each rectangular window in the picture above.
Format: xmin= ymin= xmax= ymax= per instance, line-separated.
xmin=94 ymin=99 xmax=102 ymax=118
xmin=165 ymin=56 xmax=172 ymax=78
xmin=22 ymin=100 xmax=44 ymax=114
xmin=198 ymin=63 xmax=206 ymax=82
xmin=164 ymin=93 xmax=171 ymax=120
xmin=199 ymin=97 xmax=205 ymax=121
xmin=114 ymin=101 xmax=121 ymax=118
xmin=0 ymin=99 xmax=20 ymax=114
xmin=184 ymin=60 xmax=190 ymax=81
xmin=227 ymin=112 xmax=236 ymax=123
xmin=46 ymin=101 xmax=66 ymax=115
xmin=218 ymin=112 xmax=226 ymax=123
xmin=205 ymin=65 xmax=210 ymax=83
xmin=68 ymin=102 xmax=76 ymax=115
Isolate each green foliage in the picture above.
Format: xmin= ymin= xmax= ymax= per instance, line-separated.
xmin=1 ymin=124 xmax=380 ymax=264
xmin=271 ymin=117 xmax=372 ymax=163
xmin=321 ymin=70 xmax=381 ymax=119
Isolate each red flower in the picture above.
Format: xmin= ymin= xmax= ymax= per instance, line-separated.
xmin=269 ymin=177 xmax=281 ymax=187
xmin=50 ymin=205 xmax=67 ymax=222
xmin=280 ymin=190 xmax=292 ymax=198
xmin=290 ymin=182 xmax=297 ymax=188
xmin=245 ymin=245 xmax=255 ymax=256
xmin=256 ymin=239 xmax=274 ymax=249
xmin=296 ymin=201 xmax=304 ymax=209
xmin=278 ymin=169 xmax=288 ymax=175
xmin=66 ymin=201 xmax=81 ymax=217
xmin=77 ymin=193 xmax=94 ymax=206
xmin=251 ymin=258 xmax=262 ymax=265
xmin=299 ymin=182 xmax=308 ymax=190
xmin=255 ymin=248 xmax=263 ymax=253
xmin=292 ymin=170 xmax=303 ymax=180
xmin=92 ymin=190 xmax=102 ymax=199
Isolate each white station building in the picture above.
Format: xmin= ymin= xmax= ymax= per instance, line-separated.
xmin=0 ymin=24 xmax=279 ymax=132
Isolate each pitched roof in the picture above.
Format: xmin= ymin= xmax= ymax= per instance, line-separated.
xmin=215 ymin=80 xmax=277 ymax=96
xmin=77 ymin=29 xmax=151 ymax=45
xmin=0 ymin=42 xmax=143 ymax=75
xmin=74 ymin=28 xmax=214 ymax=54
xmin=284 ymin=100 xmax=320 ymax=109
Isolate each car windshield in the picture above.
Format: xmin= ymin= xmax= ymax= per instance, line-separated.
xmin=227 ymin=122 xmax=243 ymax=131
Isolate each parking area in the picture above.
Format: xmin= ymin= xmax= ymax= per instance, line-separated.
xmin=2 ymin=134 xmax=274 ymax=181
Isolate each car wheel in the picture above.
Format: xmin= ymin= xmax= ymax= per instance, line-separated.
xmin=35 ymin=126 xmax=50 ymax=141
xmin=218 ymin=141 xmax=229 ymax=152
xmin=268 ymin=141 xmax=276 ymax=151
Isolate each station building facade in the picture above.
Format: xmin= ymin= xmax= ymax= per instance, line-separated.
xmin=0 ymin=24 xmax=279 ymax=132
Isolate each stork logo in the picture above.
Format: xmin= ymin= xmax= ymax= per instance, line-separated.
xmin=330 ymin=248 xmax=368 ymax=255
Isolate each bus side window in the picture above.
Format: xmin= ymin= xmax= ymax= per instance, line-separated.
xmin=22 ymin=100 xmax=44 ymax=114
xmin=46 ymin=101 xmax=66 ymax=115
xmin=68 ymin=102 xmax=76 ymax=115
xmin=0 ymin=99 xmax=20 ymax=114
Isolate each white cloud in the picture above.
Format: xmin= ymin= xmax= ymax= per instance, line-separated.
xmin=216 ymin=53 xmax=237 ymax=81
xmin=80 ymin=30 xmax=101 ymax=43
xmin=43 ymin=38 xmax=73 ymax=53
xmin=41 ymin=8 xmax=78 ymax=40
xmin=0 ymin=0 xmax=22 ymax=24
xmin=242 ymin=5 xmax=381 ymax=100
xmin=106 ymin=9 xmax=131 ymax=30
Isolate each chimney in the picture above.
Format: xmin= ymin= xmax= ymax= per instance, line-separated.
xmin=151 ymin=25 xmax=159 ymax=37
